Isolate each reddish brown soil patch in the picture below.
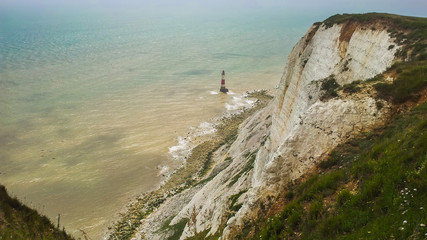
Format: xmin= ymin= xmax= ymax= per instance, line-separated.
xmin=339 ymin=21 xmax=359 ymax=44
xmin=338 ymin=21 xmax=358 ymax=58
xmin=303 ymin=25 xmax=319 ymax=52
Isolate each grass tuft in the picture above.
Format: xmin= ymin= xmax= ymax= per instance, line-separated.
xmin=375 ymin=62 xmax=427 ymax=103
xmin=0 ymin=185 xmax=74 ymax=240
xmin=252 ymin=101 xmax=427 ymax=240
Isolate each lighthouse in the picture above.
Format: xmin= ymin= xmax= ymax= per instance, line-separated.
xmin=219 ymin=70 xmax=229 ymax=93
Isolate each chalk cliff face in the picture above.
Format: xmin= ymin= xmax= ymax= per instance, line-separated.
xmin=254 ymin=22 xmax=398 ymax=188
xmin=134 ymin=19 xmax=401 ymax=240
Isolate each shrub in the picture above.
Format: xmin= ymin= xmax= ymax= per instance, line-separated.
xmin=321 ymin=76 xmax=339 ymax=91
xmin=286 ymin=203 xmax=304 ymax=228
xmin=337 ymin=189 xmax=352 ymax=206
xmin=319 ymin=216 xmax=340 ymax=237
xmin=301 ymin=170 xmax=346 ymax=200
xmin=319 ymin=75 xmax=340 ymax=101
xmin=284 ymin=191 xmax=294 ymax=200
xmin=375 ymin=101 xmax=384 ymax=110
xmin=318 ymin=152 xmax=339 ymax=170
xmin=373 ymin=82 xmax=394 ymax=100
xmin=374 ymin=63 xmax=427 ymax=103
xmin=308 ymin=197 xmax=324 ymax=220
xmin=342 ymin=81 xmax=361 ymax=94
xmin=417 ymin=51 xmax=427 ymax=61
xmin=320 ymin=75 xmax=340 ymax=101
xmin=320 ymin=89 xmax=338 ymax=101
xmin=366 ymin=75 xmax=384 ymax=82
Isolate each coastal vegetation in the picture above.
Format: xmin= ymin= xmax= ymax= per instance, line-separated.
xmin=0 ymin=185 xmax=74 ymax=240
xmin=2 ymin=12 xmax=426 ymax=240
xmin=342 ymin=81 xmax=362 ymax=94
xmin=319 ymin=75 xmax=340 ymax=101
xmin=104 ymin=13 xmax=427 ymax=240
xmin=226 ymin=13 xmax=427 ymax=240
xmin=184 ymin=12 xmax=427 ymax=240
xmin=244 ymin=101 xmax=426 ymax=239
xmin=323 ymin=13 xmax=427 ymax=60
xmin=375 ymin=61 xmax=427 ymax=103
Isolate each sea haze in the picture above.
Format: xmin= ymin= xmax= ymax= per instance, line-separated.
xmin=0 ymin=7 xmax=309 ymax=238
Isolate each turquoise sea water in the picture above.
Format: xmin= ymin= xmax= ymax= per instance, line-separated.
xmin=0 ymin=7 xmax=310 ymax=238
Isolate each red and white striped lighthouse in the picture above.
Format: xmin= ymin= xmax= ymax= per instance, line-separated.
xmin=220 ymin=70 xmax=229 ymax=93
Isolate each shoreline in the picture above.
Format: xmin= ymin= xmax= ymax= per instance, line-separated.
xmin=105 ymin=89 xmax=274 ymax=239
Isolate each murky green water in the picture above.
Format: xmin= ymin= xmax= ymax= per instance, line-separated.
xmin=0 ymin=7 xmax=309 ymax=238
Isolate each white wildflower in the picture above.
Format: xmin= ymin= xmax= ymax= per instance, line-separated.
xmin=403 ymin=220 xmax=407 ymax=224
xmin=420 ymin=223 xmax=425 ymax=227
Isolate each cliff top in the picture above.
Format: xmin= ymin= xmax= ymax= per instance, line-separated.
xmin=320 ymin=12 xmax=427 ymax=31
xmin=312 ymin=13 xmax=427 ymax=61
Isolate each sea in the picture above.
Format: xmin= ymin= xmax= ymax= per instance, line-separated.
xmin=0 ymin=6 xmax=312 ymax=239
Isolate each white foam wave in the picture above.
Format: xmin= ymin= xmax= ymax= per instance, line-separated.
xmin=168 ymin=136 xmax=191 ymax=161
xmin=225 ymin=95 xmax=256 ymax=112
xmin=157 ymin=165 xmax=170 ymax=177
xmin=209 ymin=91 xmax=219 ymax=95
xmin=195 ymin=122 xmax=216 ymax=136
xmin=225 ymin=103 xmax=238 ymax=111
xmin=163 ymin=91 xmax=259 ymax=182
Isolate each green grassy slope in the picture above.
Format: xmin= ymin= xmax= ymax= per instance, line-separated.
xmin=0 ymin=185 xmax=74 ymax=240
xmin=252 ymin=102 xmax=426 ymax=240
xmin=177 ymin=13 xmax=427 ymax=240
xmin=246 ymin=13 xmax=427 ymax=240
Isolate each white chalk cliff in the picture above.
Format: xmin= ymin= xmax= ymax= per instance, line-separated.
xmin=134 ymin=19 xmax=401 ymax=240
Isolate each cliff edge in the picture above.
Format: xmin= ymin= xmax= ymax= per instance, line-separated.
xmin=0 ymin=185 xmax=74 ymax=239
xmin=107 ymin=13 xmax=427 ymax=240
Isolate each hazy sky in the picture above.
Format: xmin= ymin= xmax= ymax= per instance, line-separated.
xmin=1 ymin=0 xmax=426 ymax=19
